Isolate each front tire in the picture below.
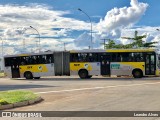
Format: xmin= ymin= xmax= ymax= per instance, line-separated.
xmin=133 ymin=70 xmax=143 ymax=78
xmin=24 ymin=72 xmax=33 ymax=79
xmin=78 ymin=70 xmax=88 ymax=79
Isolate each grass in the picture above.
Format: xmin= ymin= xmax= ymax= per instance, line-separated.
xmin=0 ymin=90 xmax=39 ymax=105
xmin=0 ymin=72 xmax=5 ymax=77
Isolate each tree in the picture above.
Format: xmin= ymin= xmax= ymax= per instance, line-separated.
xmin=121 ymin=31 xmax=157 ymax=48
xmin=104 ymin=39 xmax=133 ymax=49
xmin=103 ymin=30 xmax=157 ymax=49
xmin=143 ymin=42 xmax=157 ymax=47
xmin=104 ymin=39 xmax=116 ymax=49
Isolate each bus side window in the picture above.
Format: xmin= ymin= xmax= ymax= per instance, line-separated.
xmin=121 ymin=53 xmax=129 ymax=62
xmin=128 ymin=53 xmax=133 ymax=62
xmin=11 ymin=57 xmax=19 ymax=67
xmin=111 ymin=53 xmax=117 ymax=62
xmin=88 ymin=53 xmax=93 ymax=62
xmin=41 ymin=55 xmax=46 ymax=63
xmin=28 ymin=56 xmax=34 ymax=64
xmin=71 ymin=53 xmax=78 ymax=62
xmin=51 ymin=55 xmax=54 ymax=63
xmin=117 ymin=54 xmax=121 ymax=62
xmin=46 ymin=55 xmax=52 ymax=63
xmin=5 ymin=58 xmax=11 ymax=66
xmin=20 ymin=57 xmax=27 ymax=65
xmin=80 ymin=53 xmax=88 ymax=62
xmin=89 ymin=53 xmax=98 ymax=62
xmin=35 ymin=56 xmax=40 ymax=64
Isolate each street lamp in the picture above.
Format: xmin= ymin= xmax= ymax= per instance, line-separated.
xmin=21 ymin=27 xmax=30 ymax=52
xmin=78 ymin=8 xmax=93 ymax=49
xmin=30 ymin=26 xmax=40 ymax=53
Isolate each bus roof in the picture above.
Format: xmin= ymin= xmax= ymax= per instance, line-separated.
xmin=4 ymin=48 xmax=159 ymax=58
xmin=4 ymin=51 xmax=54 ymax=58
xmin=70 ymin=48 xmax=158 ymax=53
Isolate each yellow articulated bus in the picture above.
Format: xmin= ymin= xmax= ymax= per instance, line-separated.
xmin=3 ymin=48 xmax=160 ymax=79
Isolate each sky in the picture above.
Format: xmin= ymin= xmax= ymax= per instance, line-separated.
xmin=0 ymin=0 xmax=160 ymax=55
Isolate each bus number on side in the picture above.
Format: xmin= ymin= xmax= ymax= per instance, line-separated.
xmin=74 ymin=64 xmax=80 ymax=66
xmin=27 ymin=66 xmax=32 ymax=69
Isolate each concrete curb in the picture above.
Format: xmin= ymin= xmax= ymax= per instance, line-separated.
xmin=0 ymin=97 xmax=43 ymax=110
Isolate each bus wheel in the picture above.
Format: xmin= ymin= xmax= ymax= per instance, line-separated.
xmin=24 ymin=72 xmax=33 ymax=79
xmin=79 ymin=69 xmax=88 ymax=79
xmin=132 ymin=70 xmax=143 ymax=78
xmin=34 ymin=77 xmax=40 ymax=79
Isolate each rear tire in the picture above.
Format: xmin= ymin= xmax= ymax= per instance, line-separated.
xmin=133 ymin=70 xmax=143 ymax=78
xmin=78 ymin=70 xmax=88 ymax=79
xmin=24 ymin=72 xmax=33 ymax=79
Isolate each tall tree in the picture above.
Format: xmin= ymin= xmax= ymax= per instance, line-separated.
xmin=121 ymin=31 xmax=157 ymax=48
xmin=104 ymin=39 xmax=133 ymax=49
xmin=104 ymin=39 xmax=116 ymax=49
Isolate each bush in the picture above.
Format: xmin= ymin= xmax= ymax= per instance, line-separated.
xmin=0 ymin=99 xmax=9 ymax=105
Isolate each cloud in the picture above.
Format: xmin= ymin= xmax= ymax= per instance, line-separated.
xmin=0 ymin=3 xmax=92 ymax=55
xmin=75 ymin=0 xmax=149 ymax=47
xmin=97 ymin=0 xmax=148 ymax=33
xmin=0 ymin=0 xmax=155 ymax=55
xmin=74 ymin=32 xmax=91 ymax=47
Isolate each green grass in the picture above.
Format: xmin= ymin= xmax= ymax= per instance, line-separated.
xmin=0 ymin=72 xmax=5 ymax=77
xmin=0 ymin=90 xmax=39 ymax=105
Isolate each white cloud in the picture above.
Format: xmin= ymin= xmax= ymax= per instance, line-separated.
xmin=96 ymin=0 xmax=148 ymax=46
xmin=75 ymin=0 xmax=149 ymax=47
xmin=0 ymin=4 xmax=92 ymax=55
xmin=97 ymin=0 xmax=148 ymax=33
xmin=0 ymin=0 xmax=157 ymax=55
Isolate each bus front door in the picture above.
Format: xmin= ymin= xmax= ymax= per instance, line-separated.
xmin=145 ymin=53 xmax=156 ymax=75
xmin=100 ymin=55 xmax=110 ymax=75
xmin=11 ymin=58 xmax=20 ymax=78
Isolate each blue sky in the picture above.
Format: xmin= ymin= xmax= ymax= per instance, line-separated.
xmin=0 ymin=0 xmax=160 ymax=55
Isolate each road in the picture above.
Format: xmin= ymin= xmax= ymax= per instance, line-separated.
xmin=1 ymin=76 xmax=160 ymax=120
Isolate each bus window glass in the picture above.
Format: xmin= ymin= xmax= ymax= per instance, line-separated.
xmin=78 ymin=53 xmax=88 ymax=62
xmin=111 ymin=53 xmax=117 ymax=62
xmin=20 ymin=57 xmax=27 ymax=65
xmin=133 ymin=53 xmax=144 ymax=62
xmin=88 ymin=53 xmax=98 ymax=62
xmin=5 ymin=58 xmax=11 ymax=66
xmin=70 ymin=53 xmax=78 ymax=62
xmin=41 ymin=55 xmax=46 ymax=63
xmin=151 ymin=55 xmax=155 ymax=64
xmin=146 ymin=55 xmax=150 ymax=64
xmin=121 ymin=53 xmax=129 ymax=62
xmin=46 ymin=54 xmax=53 ymax=63
xmin=117 ymin=53 xmax=121 ymax=62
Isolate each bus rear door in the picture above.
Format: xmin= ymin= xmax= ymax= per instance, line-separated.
xmin=11 ymin=57 xmax=20 ymax=78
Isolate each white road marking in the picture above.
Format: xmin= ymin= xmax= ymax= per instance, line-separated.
xmin=35 ymin=81 xmax=160 ymax=94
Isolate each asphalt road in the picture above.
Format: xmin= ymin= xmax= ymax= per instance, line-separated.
xmin=1 ymin=76 xmax=160 ymax=120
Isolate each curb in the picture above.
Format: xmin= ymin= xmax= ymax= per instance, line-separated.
xmin=0 ymin=97 xmax=43 ymax=110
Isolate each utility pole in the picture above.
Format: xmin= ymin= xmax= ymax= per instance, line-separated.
xmin=100 ymin=39 xmax=108 ymax=49
xmin=78 ymin=8 xmax=93 ymax=49
xmin=64 ymin=42 xmax=66 ymax=51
